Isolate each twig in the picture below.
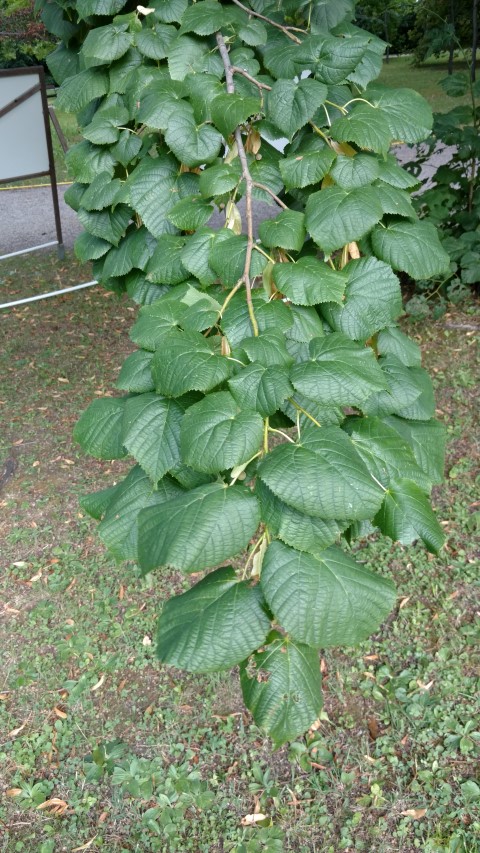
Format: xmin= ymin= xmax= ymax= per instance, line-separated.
xmin=230 ymin=0 xmax=304 ymax=43
xmin=252 ymin=182 xmax=288 ymax=209
xmin=232 ymin=66 xmax=272 ymax=91
xmin=217 ymin=32 xmax=259 ymax=337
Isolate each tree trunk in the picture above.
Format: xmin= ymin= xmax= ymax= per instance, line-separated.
xmin=472 ymin=0 xmax=479 ymax=82
xmin=384 ymin=9 xmax=390 ymax=63
xmin=448 ymin=0 xmax=455 ymax=75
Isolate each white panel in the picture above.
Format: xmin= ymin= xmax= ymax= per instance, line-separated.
xmin=0 ymin=72 xmax=50 ymax=181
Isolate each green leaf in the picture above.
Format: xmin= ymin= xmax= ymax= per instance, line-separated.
xmin=187 ymin=73 xmax=226 ymax=123
xmin=152 ymin=329 xmax=231 ymax=396
xmin=98 ymin=466 xmax=182 ymax=561
xmin=181 ymin=228 xmax=217 ymax=284
xmin=167 ymin=34 xmax=207 ymax=81
xmin=82 ymin=24 xmax=132 ymax=68
xmin=210 ymin=233 xmax=266 ymax=288
xmin=330 ymin=153 xmax=380 ymax=190
xmin=257 ymin=426 xmax=384 ymax=521
xmin=279 ymin=146 xmax=336 ymax=190
xmin=181 ymin=391 xmax=263 ymax=474
xmin=321 ymin=257 xmax=402 ymax=340
xmin=198 ymin=162 xmax=242 ymax=197
xmin=439 ymin=72 xmax=469 ymax=98
xmin=374 ymin=478 xmax=445 ymax=554
xmin=371 ymin=221 xmax=451 ymax=280
xmin=157 ymin=566 xmax=270 ymax=672
xmin=47 ymin=43 xmax=80 ymax=86
xmin=345 ymin=416 xmax=433 ymax=491
xmin=180 ymin=0 xmax=225 ymax=35
xmin=136 ymin=24 xmax=176 ymax=59
xmin=238 ymin=17 xmax=268 ymax=46
xmin=146 ymin=236 xmax=189 ymax=285
xmin=165 ymin=101 xmax=223 ymax=167
xmin=80 ymin=484 xmax=120 ymax=521
xmin=384 ymin=417 xmax=445 ymax=485
xmin=376 ymin=328 xmax=422 ymax=368
xmin=375 ymin=184 xmax=416 ymax=220
xmin=102 ymin=227 xmax=154 ymax=279
xmin=266 ymin=78 xmax=327 ymax=140
xmin=127 ymin=156 xmax=179 ymax=238
xmin=116 ymin=350 xmax=154 ymax=393
xmin=123 ymin=393 xmax=183 ymax=483
xmin=392 ymin=368 xmax=435 ymax=421
xmin=222 ymin=293 xmax=292 ymax=348
xmin=57 ymin=68 xmax=109 ymax=113
xmin=153 ymin=0 xmax=188 ymax=23
xmin=273 ymin=258 xmax=347 ymax=306
xmin=82 ymin=110 xmax=124 ymax=146
xmin=167 ymin=196 xmax=214 ymax=231
xmin=256 ymin=479 xmax=345 ymax=554
xmin=74 ymin=398 xmax=127 ymax=460
xmin=211 ymin=94 xmax=262 ymax=138
xmin=305 ymin=186 xmax=383 ymax=255
xmin=111 ymin=131 xmax=143 ymax=167
xmin=331 ymin=103 xmax=392 ymax=155
xmin=79 ymin=172 xmax=123 ymax=212
xmin=137 ymin=483 xmax=261 ymax=573
xmin=240 ymin=331 xmax=294 ymax=368
xmin=77 ymin=0 xmax=127 ymax=17
xmin=300 ymin=34 xmax=367 ymax=85
xmin=261 ymin=541 xmax=396 ymax=647
xmin=74 ymin=231 xmax=111 ymax=263
xmin=258 ymin=211 xmax=306 ymax=252
xmin=229 ymin=364 xmax=293 ymax=418
xmin=287 ymin=305 xmax=325 ymax=343
xmin=361 ymin=356 xmax=428 ymax=418
xmin=368 ymin=86 xmax=433 ymax=143
xmin=376 ymin=154 xmax=419 ymax=190
xmin=310 ymin=0 xmax=356 ymax=31
xmin=130 ymin=293 xmax=185 ymax=350
xmin=65 ymin=141 xmax=115 ymax=184
xmin=291 ymin=333 xmax=387 ymax=407
xmin=240 ymin=634 xmax=322 ymax=746
xmin=78 ymin=206 xmax=132 ymax=247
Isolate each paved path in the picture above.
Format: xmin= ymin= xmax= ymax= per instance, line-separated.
xmin=0 ymin=144 xmax=456 ymax=257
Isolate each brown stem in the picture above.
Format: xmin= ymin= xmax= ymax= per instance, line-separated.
xmin=230 ymin=0 xmax=304 ymax=43
xmin=217 ymin=32 xmax=259 ymax=337
xmin=252 ymin=182 xmax=288 ymax=209
xmin=232 ymin=66 xmax=272 ymax=91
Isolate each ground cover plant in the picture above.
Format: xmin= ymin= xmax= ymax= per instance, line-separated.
xmin=33 ymin=0 xmax=456 ymax=747
xmin=0 ymin=251 xmax=479 ymax=851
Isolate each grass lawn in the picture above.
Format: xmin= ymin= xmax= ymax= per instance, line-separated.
xmin=378 ymin=55 xmax=474 ymax=113
xmin=0 ymin=251 xmax=479 ymax=852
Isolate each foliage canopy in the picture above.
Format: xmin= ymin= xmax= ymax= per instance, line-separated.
xmin=40 ymin=0 xmax=447 ymax=745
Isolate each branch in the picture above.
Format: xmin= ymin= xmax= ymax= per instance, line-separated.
xmin=217 ymin=32 xmax=259 ymax=337
xmin=232 ymin=66 xmax=272 ymax=91
xmin=230 ymin=0 xmax=304 ymax=43
xmin=252 ymin=182 xmax=288 ymax=210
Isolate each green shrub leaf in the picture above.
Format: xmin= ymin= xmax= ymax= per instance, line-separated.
xmin=260 ymin=541 xmax=396 ymax=647
xmin=157 ymin=566 xmax=270 ymax=672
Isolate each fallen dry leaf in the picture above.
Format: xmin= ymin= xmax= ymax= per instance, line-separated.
xmin=91 ymin=674 xmax=105 ymax=693
xmin=37 ymin=797 xmax=69 ymax=815
xmin=401 ymin=808 xmax=427 ymax=819
xmin=6 ymin=788 xmax=22 ymax=797
xmin=241 ymin=813 xmax=268 ymax=826
xmin=8 ymin=719 xmax=28 ymax=738
xmin=54 ymin=707 xmax=67 ymax=719
xmin=72 ymin=836 xmax=98 ymax=851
